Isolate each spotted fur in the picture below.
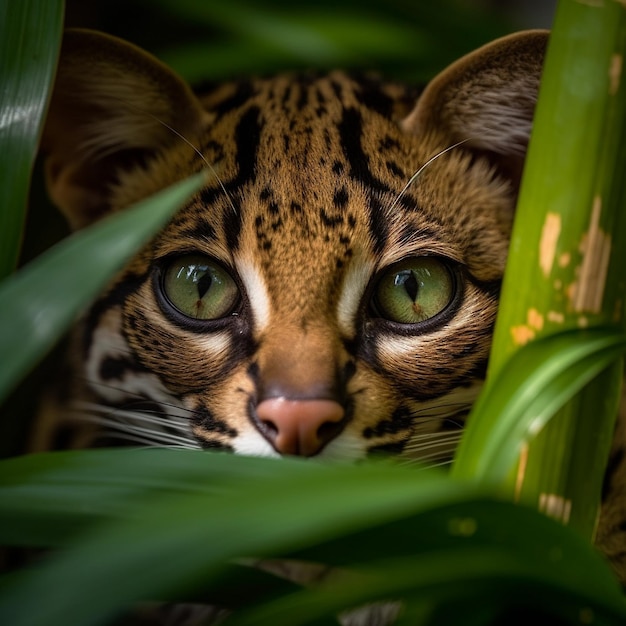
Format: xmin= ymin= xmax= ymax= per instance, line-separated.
xmin=34 ymin=28 xmax=626 ymax=592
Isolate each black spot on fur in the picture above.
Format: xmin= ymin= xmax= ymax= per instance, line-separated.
xmin=354 ymin=75 xmax=396 ymax=117
xmin=319 ymin=208 xmax=343 ymax=228
xmin=223 ymin=197 xmax=242 ymax=251
xmin=181 ymin=218 xmax=217 ymax=241
xmin=338 ymin=108 xmax=389 ymax=194
xmin=82 ymin=272 xmax=147 ymax=358
xmin=367 ymin=441 xmax=406 ymax=457
xmin=363 ymin=407 xmax=413 ymax=439
xmin=193 ymin=405 xmax=238 ymax=438
xmin=333 ymin=187 xmax=349 ymax=209
xmin=99 ymin=357 xmax=130 ymax=381
xmin=332 ymin=161 xmax=344 ymax=175
xmin=386 ymin=160 xmax=405 ymax=179
xmin=380 ymin=136 xmax=401 ymax=151
xmin=212 ymin=80 xmax=256 ymax=119
xmin=367 ymin=194 xmax=389 ymax=255
xmin=296 ymin=81 xmax=309 ymax=111
xmin=200 ymin=441 xmax=235 ymax=452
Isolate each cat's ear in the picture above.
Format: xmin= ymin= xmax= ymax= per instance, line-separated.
xmin=402 ymin=30 xmax=549 ymax=184
xmin=42 ymin=29 xmax=206 ymax=229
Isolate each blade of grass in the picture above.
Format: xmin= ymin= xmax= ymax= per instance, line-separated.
xmin=0 ymin=172 xmax=206 ymax=404
xmin=0 ymin=0 xmax=64 ymax=279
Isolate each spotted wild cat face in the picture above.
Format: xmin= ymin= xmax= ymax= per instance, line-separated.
xmin=38 ymin=29 xmax=548 ymax=461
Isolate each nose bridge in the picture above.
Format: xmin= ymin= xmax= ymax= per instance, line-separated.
xmin=258 ymin=322 xmax=341 ymax=401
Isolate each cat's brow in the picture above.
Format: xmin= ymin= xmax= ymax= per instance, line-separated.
xmin=387 ymin=138 xmax=471 ymax=214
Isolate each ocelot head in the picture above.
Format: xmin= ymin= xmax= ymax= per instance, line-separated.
xmin=37 ymin=29 xmax=548 ymax=462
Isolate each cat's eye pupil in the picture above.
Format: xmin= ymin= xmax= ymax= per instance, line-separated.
xmin=196 ymin=272 xmax=213 ymax=299
xmin=373 ymin=258 xmax=454 ymax=326
xmin=162 ymin=255 xmax=239 ymax=321
xmin=396 ymin=270 xmax=419 ymax=302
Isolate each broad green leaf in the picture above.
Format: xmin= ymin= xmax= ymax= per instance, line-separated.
xmin=0 ymin=449 xmax=624 ymax=626
xmin=0 ymin=173 xmax=206 ymax=404
xmin=0 ymin=0 xmax=64 ymax=279
xmin=0 ymin=456 xmax=458 ymax=626
xmin=228 ymin=548 xmax=624 ymax=626
xmin=452 ymin=328 xmax=626 ymax=482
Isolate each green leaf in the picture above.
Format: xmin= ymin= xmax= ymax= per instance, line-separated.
xmin=0 ymin=172 xmax=206 ymax=404
xmin=0 ymin=450 xmax=624 ymax=626
xmin=0 ymin=0 xmax=64 ymax=279
xmin=452 ymin=328 xmax=626 ymax=483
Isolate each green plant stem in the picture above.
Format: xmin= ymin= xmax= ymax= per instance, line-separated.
xmin=456 ymin=0 xmax=626 ymax=540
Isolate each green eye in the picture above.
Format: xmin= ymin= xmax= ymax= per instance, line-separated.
xmin=373 ymin=258 xmax=454 ymax=324
xmin=163 ymin=255 xmax=239 ymax=320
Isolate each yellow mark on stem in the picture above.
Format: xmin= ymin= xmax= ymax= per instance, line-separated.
xmin=539 ymin=493 xmax=572 ymax=524
xmin=558 ymin=252 xmax=571 ymax=268
xmin=515 ymin=443 xmax=529 ymax=501
xmin=511 ymin=325 xmax=535 ymax=346
xmin=547 ymin=311 xmax=565 ymax=324
xmin=527 ymin=308 xmax=544 ymax=331
xmin=539 ymin=213 xmax=561 ymax=277
xmin=610 ymin=54 xmax=623 ymax=95
xmin=554 ymin=279 xmax=562 ymax=290
xmin=578 ymin=316 xmax=589 ymax=328
xmin=571 ymin=196 xmax=612 ymax=313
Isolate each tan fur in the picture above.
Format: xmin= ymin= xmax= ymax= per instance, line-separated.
xmin=35 ymin=28 xmax=626 ymax=590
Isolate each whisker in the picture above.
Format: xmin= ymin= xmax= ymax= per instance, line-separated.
xmin=388 ymin=138 xmax=471 ymax=213
xmin=405 ymin=432 xmax=463 ymax=450
xmin=424 ymin=458 xmax=455 ymax=470
xmin=71 ymin=401 xmax=200 ymax=449
xmin=92 ymin=94 xmax=239 ymax=216
xmin=144 ymin=113 xmax=239 ymax=216
xmin=76 ymin=377 xmax=196 ymax=418
xmin=75 ymin=401 xmax=192 ymax=431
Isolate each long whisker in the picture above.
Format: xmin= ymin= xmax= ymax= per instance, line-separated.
xmin=143 ymin=112 xmax=239 ymax=216
xmin=387 ymin=138 xmax=471 ymax=213
xmin=94 ymin=94 xmax=239 ymax=216
xmin=70 ymin=401 xmax=200 ymax=449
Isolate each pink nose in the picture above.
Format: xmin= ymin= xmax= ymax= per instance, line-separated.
xmin=255 ymin=398 xmax=346 ymax=457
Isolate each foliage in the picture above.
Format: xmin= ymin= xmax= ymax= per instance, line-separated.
xmin=1 ymin=1 xmax=625 ymax=625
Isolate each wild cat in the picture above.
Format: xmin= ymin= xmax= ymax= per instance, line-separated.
xmin=33 ymin=27 xmax=626 ymax=616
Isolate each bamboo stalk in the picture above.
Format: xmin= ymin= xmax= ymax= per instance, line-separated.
xmin=456 ymin=0 xmax=626 ymax=539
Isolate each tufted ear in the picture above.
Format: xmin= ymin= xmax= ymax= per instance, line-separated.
xmin=402 ymin=30 xmax=549 ymax=184
xmin=42 ymin=29 xmax=206 ymax=230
